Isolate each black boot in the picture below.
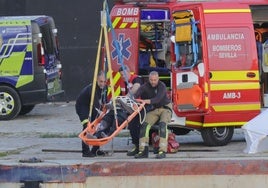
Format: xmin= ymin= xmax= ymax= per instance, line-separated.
xmin=135 ymin=146 xmax=149 ymax=159
xmin=82 ymin=141 xmax=95 ymax=157
xmin=153 ymin=147 xmax=159 ymax=154
xmin=81 ymin=123 xmax=95 ymax=157
xmin=91 ymin=146 xmax=106 ymax=156
xmin=127 ymin=145 xmax=139 ymax=156
xmin=155 ymin=151 xmax=166 ymax=159
xmin=82 ymin=151 xmax=95 ymax=157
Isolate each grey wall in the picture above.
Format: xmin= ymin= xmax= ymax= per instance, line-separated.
xmin=0 ymin=0 xmax=114 ymax=101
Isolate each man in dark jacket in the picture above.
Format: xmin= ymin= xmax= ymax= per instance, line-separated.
xmin=134 ymin=71 xmax=172 ymax=159
xmin=75 ymin=71 xmax=107 ymax=157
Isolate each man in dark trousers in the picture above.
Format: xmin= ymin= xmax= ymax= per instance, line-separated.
xmin=119 ymin=65 xmax=144 ymax=156
xmin=134 ymin=71 xmax=172 ymax=159
xmin=75 ymin=71 xmax=107 ymax=157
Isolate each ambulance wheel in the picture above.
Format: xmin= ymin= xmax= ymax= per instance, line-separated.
xmin=0 ymin=85 xmax=21 ymax=120
xmin=169 ymin=127 xmax=191 ymax=135
xmin=19 ymin=105 xmax=35 ymax=115
xmin=201 ymin=127 xmax=234 ymax=146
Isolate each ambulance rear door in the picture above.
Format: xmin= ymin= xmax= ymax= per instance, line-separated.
xmin=108 ymin=5 xmax=140 ymax=96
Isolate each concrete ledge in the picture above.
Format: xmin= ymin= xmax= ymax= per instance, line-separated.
xmin=1 ymin=159 xmax=268 ymax=183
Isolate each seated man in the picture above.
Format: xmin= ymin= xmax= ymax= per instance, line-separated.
xmin=134 ymin=71 xmax=172 ymax=159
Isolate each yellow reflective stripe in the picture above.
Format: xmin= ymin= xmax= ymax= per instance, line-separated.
xmin=16 ymin=75 xmax=34 ymax=88
xmin=130 ymin=22 xmax=138 ymax=28
xmin=204 ymin=82 xmax=209 ymax=109
xmin=211 ymin=82 xmax=260 ymax=91
xmin=210 ymin=71 xmax=259 ymax=81
xmin=26 ymin=43 xmax=32 ymax=51
xmin=112 ymin=17 xmax=121 ymax=28
xmin=205 ymin=96 xmax=209 ymax=109
xmin=0 ymin=20 xmax=31 ymax=26
xmin=203 ymin=121 xmax=246 ymax=127
xmin=115 ymin=85 xmax=121 ymax=96
xmin=107 ymin=87 xmax=111 ymax=96
xmin=107 ymin=72 xmax=121 ymax=97
xmin=113 ymin=72 xmax=121 ymax=84
xmin=204 ymin=9 xmax=251 ymax=14
xmin=107 ymin=85 xmax=121 ymax=96
xmin=159 ymin=76 xmax=170 ymax=80
xmin=212 ymin=103 xmax=260 ymax=112
xmin=205 ymin=82 xmax=208 ymax=93
xmin=1 ymin=52 xmax=25 ymax=76
xmin=119 ymin=22 xmax=128 ymax=28
xmin=145 ymin=123 xmax=151 ymax=138
xmin=185 ymin=120 xmax=202 ymax=127
xmin=81 ymin=119 xmax=89 ymax=125
xmin=108 ymin=87 xmax=120 ymax=96
xmin=107 ymin=86 xmax=121 ymax=96
xmin=112 ymin=17 xmax=138 ymax=29
xmin=186 ymin=118 xmax=250 ymax=127
xmin=106 ymin=71 xmax=120 ymax=82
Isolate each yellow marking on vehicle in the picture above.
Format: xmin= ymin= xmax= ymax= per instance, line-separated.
xmin=119 ymin=22 xmax=128 ymax=29
xmin=212 ymin=103 xmax=260 ymax=112
xmin=210 ymin=71 xmax=259 ymax=81
xmin=210 ymin=82 xmax=260 ymax=91
xmin=204 ymin=9 xmax=251 ymax=14
xmin=203 ymin=121 xmax=246 ymax=127
xmin=112 ymin=17 xmax=121 ymax=28
xmin=130 ymin=22 xmax=138 ymax=28
xmin=185 ymin=120 xmax=203 ymax=127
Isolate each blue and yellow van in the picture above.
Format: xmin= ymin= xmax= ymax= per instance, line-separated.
xmin=0 ymin=15 xmax=64 ymax=120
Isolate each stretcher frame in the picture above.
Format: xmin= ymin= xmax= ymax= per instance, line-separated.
xmin=79 ymin=99 xmax=145 ymax=146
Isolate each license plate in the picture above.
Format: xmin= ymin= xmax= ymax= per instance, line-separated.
xmin=48 ymin=82 xmax=54 ymax=89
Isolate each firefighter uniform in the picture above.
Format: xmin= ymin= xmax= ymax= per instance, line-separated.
xmin=75 ymin=83 xmax=107 ymax=157
xmin=134 ymin=79 xmax=172 ymax=159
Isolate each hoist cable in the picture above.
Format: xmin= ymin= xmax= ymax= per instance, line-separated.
xmin=89 ymin=26 xmax=103 ymax=119
xmin=102 ymin=0 xmax=118 ymax=127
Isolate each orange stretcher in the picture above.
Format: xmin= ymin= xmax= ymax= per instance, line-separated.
xmin=79 ymin=98 xmax=145 ymax=146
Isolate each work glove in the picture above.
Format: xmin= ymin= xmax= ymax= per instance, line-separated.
xmin=83 ymin=122 xmax=88 ymax=130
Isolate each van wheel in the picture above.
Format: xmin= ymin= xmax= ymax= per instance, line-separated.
xmin=201 ymin=127 xmax=234 ymax=146
xmin=0 ymin=86 xmax=21 ymax=120
xmin=19 ymin=105 xmax=35 ymax=115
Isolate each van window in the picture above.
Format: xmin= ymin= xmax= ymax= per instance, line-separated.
xmin=40 ymin=24 xmax=54 ymax=54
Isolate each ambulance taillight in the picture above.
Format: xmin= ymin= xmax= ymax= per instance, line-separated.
xmin=37 ymin=42 xmax=45 ymax=66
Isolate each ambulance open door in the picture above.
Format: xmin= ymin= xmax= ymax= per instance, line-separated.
xmin=108 ymin=5 xmax=141 ymax=96
xmin=170 ymin=5 xmax=209 ymax=116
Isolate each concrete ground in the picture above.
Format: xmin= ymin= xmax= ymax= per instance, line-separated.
xmin=0 ymin=101 xmax=264 ymax=163
xmin=1 ymin=102 xmax=268 ymax=187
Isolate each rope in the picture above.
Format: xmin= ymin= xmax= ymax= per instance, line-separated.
xmin=88 ymin=27 xmax=103 ymax=119
xmin=102 ymin=0 xmax=119 ymax=132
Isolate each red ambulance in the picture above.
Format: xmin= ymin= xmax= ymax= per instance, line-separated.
xmin=107 ymin=0 xmax=268 ymax=146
